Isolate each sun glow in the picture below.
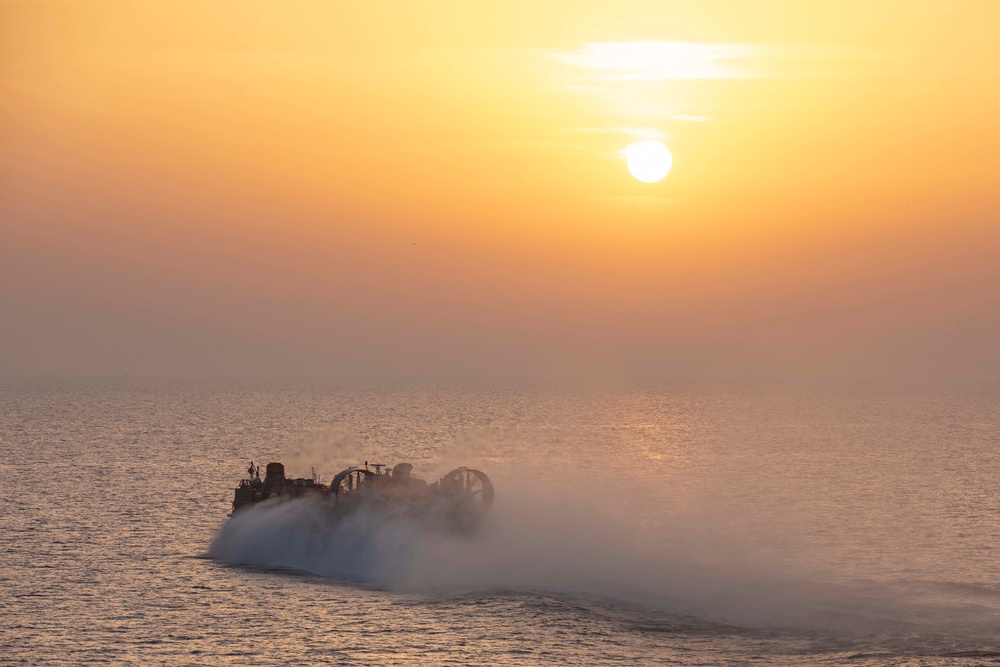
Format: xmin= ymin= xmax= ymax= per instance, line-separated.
xmin=625 ymin=140 xmax=673 ymax=183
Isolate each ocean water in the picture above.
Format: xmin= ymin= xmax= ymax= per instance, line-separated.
xmin=3 ymin=378 xmax=1000 ymax=666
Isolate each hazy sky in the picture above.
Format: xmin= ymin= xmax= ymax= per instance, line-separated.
xmin=2 ymin=0 xmax=998 ymax=384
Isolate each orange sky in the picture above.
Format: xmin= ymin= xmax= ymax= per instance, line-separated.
xmin=2 ymin=0 xmax=998 ymax=384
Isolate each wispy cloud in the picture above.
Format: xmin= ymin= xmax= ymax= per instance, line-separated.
xmin=552 ymin=41 xmax=779 ymax=81
xmin=669 ymin=115 xmax=711 ymax=123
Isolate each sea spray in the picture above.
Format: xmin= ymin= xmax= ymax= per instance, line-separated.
xmin=209 ymin=476 xmax=968 ymax=636
xmin=210 ymin=438 xmax=1000 ymax=640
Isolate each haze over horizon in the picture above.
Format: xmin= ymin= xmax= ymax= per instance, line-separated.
xmin=2 ymin=1 xmax=998 ymax=386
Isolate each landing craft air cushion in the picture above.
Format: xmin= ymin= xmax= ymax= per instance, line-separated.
xmin=230 ymin=461 xmax=494 ymax=531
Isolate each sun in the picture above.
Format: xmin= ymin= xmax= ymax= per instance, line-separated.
xmin=625 ymin=140 xmax=673 ymax=183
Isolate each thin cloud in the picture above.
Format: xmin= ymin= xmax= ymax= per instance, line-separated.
xmin=552 ymin=41 xmax=871 ymax=81
xmin=669 ymin=115 xmax=711 ymax=122
xmin=552 ymin=41 xmax=780 ymax=81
